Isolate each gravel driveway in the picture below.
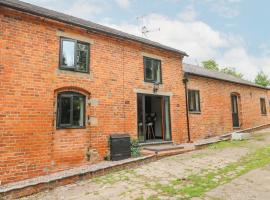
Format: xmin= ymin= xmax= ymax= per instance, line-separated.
xmin=21 ymin=129 xmax=270 ymax=200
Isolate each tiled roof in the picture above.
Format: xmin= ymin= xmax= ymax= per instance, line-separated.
xmin=183 ymin=63 xmax=267 ymax=89
xmin=0 ymin=0 xmax=188 ymax=56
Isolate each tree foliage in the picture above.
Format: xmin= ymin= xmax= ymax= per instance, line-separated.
xmin=202 ymin=59 xmax=243 ymax=79
xmin=202 ymin=59 xmax=219 ymax=71
xmin=255 ymin=71 xmax=270 ymax=87
xmin=220 ymin=67 xmax=243 ymax=79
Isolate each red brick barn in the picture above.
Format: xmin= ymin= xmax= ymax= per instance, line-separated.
xmin=183 ymin=64 xmax=270 ymax=140
xmin=0 ymin=0 xmax=188 ymax=185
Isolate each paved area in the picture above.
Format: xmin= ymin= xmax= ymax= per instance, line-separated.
xmin=203 ymin=166 xmax=270 ymax=200
xmin=21 ymin=129 xmax=270 ymax=200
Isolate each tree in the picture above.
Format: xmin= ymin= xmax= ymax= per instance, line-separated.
xmin=220 ymin=67 xmax=244 ymax=79
xmin=255 ymin=71 xmax=270 ymax=87
xmin=202 ymin=59 xmax=244 ymax=79
xmin=202 ymin=59 xmax=219 ymax=71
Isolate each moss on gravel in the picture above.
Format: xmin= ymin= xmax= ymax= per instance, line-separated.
xmin=151 ymin=145 xmax=270 ymax=199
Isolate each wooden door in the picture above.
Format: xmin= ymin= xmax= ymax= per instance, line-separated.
xmin=231 ymin=94 xmax=239 ymax=127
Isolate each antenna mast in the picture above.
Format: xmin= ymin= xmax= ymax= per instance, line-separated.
xmin=136 ymin=15 xmax=160 ymax=38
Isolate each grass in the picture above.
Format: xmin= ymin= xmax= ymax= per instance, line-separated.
xmin=208 ymin=140 xmax=247 ymax=149
xmin=152 ymin=145 xmax=270 ymax=199
xmin=92 ymin=169 xmax=132 ymax=185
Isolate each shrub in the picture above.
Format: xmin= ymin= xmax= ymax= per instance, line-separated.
xmin=131 ymin=138 xmax=141 ymax=157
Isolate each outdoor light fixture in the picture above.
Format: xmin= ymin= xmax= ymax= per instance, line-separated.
xmin=153 ymin=82 xmax=160 ymax=93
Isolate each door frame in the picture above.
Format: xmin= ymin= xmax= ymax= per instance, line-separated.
xmin=137 ymin=93 xmax=172 ymax=143
xmin=231 ymin=93 xmax=240 ymax=128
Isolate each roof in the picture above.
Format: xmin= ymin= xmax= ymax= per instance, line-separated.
xmin=0 ymin=0 xmax=188 ymax=56
xmin=183 ymin=63 xmax=267 ymax=89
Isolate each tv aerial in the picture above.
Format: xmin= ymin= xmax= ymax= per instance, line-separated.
xmin=136 ymin=15 xmax=160 ymax=38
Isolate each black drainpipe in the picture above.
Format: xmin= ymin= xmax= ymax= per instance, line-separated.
xmin=183 ymin=73 xmax=191 ymax=142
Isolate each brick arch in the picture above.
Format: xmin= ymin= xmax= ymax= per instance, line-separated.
xmin=231 ymin=92 xmax=241 ymax=97
xmin=54 ymin=86 xmax=91 ymax=97
xmin=53 ymin=86 xmax=90 ymax=129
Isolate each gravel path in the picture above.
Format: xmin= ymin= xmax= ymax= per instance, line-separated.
xmin=21 ymin=129 xmax=270 ymax=200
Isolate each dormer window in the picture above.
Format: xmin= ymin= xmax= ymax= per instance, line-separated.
xmin=144 ymin=57 xmax=162 ymax=83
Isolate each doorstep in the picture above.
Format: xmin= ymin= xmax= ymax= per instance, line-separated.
xmin=138 ymin=140 xmax=173 ymax=147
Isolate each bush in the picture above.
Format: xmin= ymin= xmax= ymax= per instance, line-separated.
xmin=131 ymin=138 xmax=141 ymax=157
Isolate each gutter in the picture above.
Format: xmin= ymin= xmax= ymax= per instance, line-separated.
xmin=183 ymin=73 xmax=191 ymax=142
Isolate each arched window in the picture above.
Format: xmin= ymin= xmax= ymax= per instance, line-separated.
xmin=57 ymin=92 xmax=86 ymax=128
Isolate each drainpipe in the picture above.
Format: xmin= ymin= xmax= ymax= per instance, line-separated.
xmin=183 ymin=73 xmax=191 ymax=142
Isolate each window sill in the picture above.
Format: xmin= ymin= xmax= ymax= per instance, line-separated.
xmin=56 ymin=126 xmax=86 ymax=130
xmin=59 ymin=67 xmax=89 ymax=74
xmin=56 ymin=69 xmax=93 ymax=79
xmin=261 ymin=114 xmax=267 ymax=116
xmin=189 ymin=111 xmax=201 ymax=115
xmin=144 ymin=80 xmax=163 ymax=85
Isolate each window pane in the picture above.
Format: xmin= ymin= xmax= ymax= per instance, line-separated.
xmin=188 ymin=90 xmax=200 ymax=112
xmin=261 ymin=98 xmax=266 ymax=114
xmin=145 ymin=58 xmax=154 ymax=81
xmin=62 ymin=40 xmax=75 ymax=67
xmin=232 ymin=96 xmax=237 ymax=114
xmin=188 ymin=91 xmax=192 ymax=111
xmin=190 ymin=92 xmax=195 ymax=110
xmin=76 ymin=42 xmax=89 ymax=72
xmin=60 ymin=97 xmax=71 ymax=125
xmin=164 ymin=97 xmax=171 ymax=140
xmin=73 ymin=96 xmax=84 ymax=126
xmin=195 ymin=92 xmax=200 ymax=111
xmin=153 ymin=60 xmax=161 ymax=83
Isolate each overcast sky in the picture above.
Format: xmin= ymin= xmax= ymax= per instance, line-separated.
xmin=23 ymin=0 xmax=270 ymax=80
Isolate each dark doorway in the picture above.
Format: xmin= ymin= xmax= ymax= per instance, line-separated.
xmin=231 ymin=94 xmax=240 ymax=128
xmin=137 ymin=94 xmax=171 ymax=143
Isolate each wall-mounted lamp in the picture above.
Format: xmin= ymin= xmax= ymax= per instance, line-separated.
xmin=153 ymin=82 xmax=160 ymax=93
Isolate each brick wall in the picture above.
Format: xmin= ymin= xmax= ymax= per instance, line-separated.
xmin=187 ymin=75 xmax=270 ymax=140
xmin=0 ymin=7 xmax=188 ymax=185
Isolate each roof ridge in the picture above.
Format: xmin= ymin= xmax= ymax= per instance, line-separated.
xmin=183 ymin=63 xmax=268 ymax=89
xmin=183 ymin=63 xmax=242 ymax=79
xmin=0 ymin=0 xmax=188 ymax=56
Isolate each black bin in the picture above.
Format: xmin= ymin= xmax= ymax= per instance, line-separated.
xmin=110 ymin=134 xmax=131 ymax=161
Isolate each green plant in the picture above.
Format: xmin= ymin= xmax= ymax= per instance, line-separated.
xmin=104 ymin=152 xmax=110 ymax=161
xmin=131 ymin=138 xmax=141 ymax=157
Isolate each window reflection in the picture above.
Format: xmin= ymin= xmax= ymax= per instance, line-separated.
xmin=62 ymin=40 xmax=75 ymax=67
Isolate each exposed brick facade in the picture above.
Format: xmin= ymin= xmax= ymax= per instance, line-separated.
xmin=0 ymin=7 xmax=188 ymax=185
xmin=1 ymin=4 xmax=270 ymax=188
xmin=187 ymin=75 xmax=270 ymax=140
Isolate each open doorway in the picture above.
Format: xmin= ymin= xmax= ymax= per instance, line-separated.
xmin=137 ymin=94 xmax=171 ymax=143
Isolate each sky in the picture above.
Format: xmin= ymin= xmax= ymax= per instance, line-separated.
xmin=22 ymin=0 xmax=270 ymax=81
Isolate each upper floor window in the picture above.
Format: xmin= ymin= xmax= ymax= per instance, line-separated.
xmin=60 ymin=37 xmax=90 ymax=73
xmin=57 ymin=92 xmax=86 ymax=128
xmin=260 ymin=98 xmax=267 ymax=115
xmin=188 ymin=90 xmax=201 ymax=112
xmin=144 ymin=57 xmax=162 ymax=83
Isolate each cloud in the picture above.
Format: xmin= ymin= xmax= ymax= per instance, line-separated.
xmin=23 ymin=0 xmax=108 ymax=19
xmin=105 ymin=13 xmax=228 ymax=60
xmin=115 ymin=0 xmax=131 ymax=9
xmin=104 ymin=13 xmax=270 ymax=80
xmin=178 ymin=5 xmax=197 ymax=21
xmin=205 ymin=0 xmax=241 ymax=18
xmin=65 ymin=0 xmax=107 ymax=19
xmin=169 ymin=0 xmax=242 ymax=18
